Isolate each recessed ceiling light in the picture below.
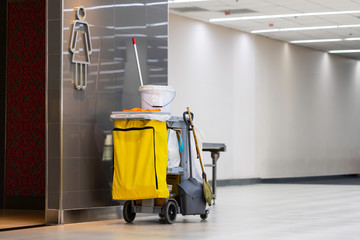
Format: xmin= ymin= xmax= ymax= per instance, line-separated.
xmin=344 ymin=37 xmax=360 ymax=41
xmin=339 ymin=24 xmax=360 ymax=28
xmin=290 ymin=39 xmax=343 ymax=43
xmin=290 ymin=38 xmax=360 ymax=44
xmin=251 ymin=24 xmax=360 ymax=34
xmin=329 ymin=49 xmax=360 ymax=53
xmin=209 ymin=10 xmax=360 ymax=22
xmin=251 ymin=25 xmax=338 ymax=33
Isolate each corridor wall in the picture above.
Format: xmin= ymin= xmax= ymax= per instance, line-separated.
xmin=169 ymin=14 xmax=360 ymax=180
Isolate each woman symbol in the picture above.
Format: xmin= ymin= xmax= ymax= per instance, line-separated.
xmin=69 ymin=6 xmax=92 ymax=90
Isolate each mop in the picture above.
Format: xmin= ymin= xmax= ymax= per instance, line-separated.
xmin=186 ymin=107 xmax=213 ymax=206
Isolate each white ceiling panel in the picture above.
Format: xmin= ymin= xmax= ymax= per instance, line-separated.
xmin=169 ymin=0 xmax=360 ymax=59
xmin=252 ymin=6 xmax=299 ymax=14
xmin=318 ymin=15 xmax=360 ymax=24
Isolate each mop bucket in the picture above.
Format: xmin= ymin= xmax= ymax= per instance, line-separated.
xmin=139 ymin=85 xmax=176 ymax=114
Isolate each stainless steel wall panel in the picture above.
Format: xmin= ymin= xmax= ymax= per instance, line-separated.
xmin=48 ymin=54 xmax=61 ymax=90
xmin=64 ymin=9 xmax=78 ymax=22
xmin=78 ymin=158 xmax=110 ymax=192
xmin=88 ymin=28 xmax=115 ymax=62
xmin=77 ymin=190 xmax=114 ymax=208
xmin=80 ymin=0 xmax=115 ymax=26
xmin=63 ymin=158 xmax=79 ymax=192
xmin=48 ymin=20 xmax=61 ymax=55
xmin=47 ymin=157 xmax=60 ymax=209
xmin=62 ymin=191 xmax=80 ymax=209
xmin=47 ymin=157 xmax=61 ymax=192
xmin=114 ymin=3 xmax=146 ymax=35
xmin=50 ymin=0 xmax=168 ymax=214
xmin=47 ymin=191 xmax=60 ymax=210
xmin=64 ymin=0 xmax=80 ymax=13
xmin=145 ymin=38 xmax=167 ymax=85
xmin=48 ymin=89 xmax=61 ymax=123
xmin=95 ymin=92 xmax=123 ymax=129
xmin=62 ymin=54 xmax=74 ymax=90
xmin=48 ymin=0 xmax=61 ymax=20
xmin=78 ymin=93 xmax=97 ymax=123
xmin=48 ymin=124 xmax=60 ymax=158
xmin=62 ymin=89 xmax=80 ymax=122
xmin=62 ymin=123 xmax=80 ymax=158
xmin=79 ymin=124 xmax=103 ymax=158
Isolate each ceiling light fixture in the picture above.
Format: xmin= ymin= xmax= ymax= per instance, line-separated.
xmin=290 ymin=39 xmax=342 ymax=43
xmin=290 ymin=38 xmax=360 ymax=43
xmin=209 ymin=10 xmax=360 ymax=22
xmin=251 ymin=24 xmax=360 ymax=34
xmin=252 ymin=25 xmax=338 ymax=33
xmin=344 ymin=37 xmax=360 ymax=41
xmin=329 ymin=49 xmax=360 ymax=53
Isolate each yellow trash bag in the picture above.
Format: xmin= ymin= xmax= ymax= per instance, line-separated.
xmin=112 ymin=119 xmax=169 ymax=200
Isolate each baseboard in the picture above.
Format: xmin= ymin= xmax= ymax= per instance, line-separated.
xmin=45 ymin=209 xmax=60 ymax=225
xmin=46 ymin=206 xmax=123 ymax=225
xmin=210 ymin=178 xmax=261 ymax=186
xmin=63 ymin=206 xmax=123 ymax=224
xmin=261 ymin=174 xmax=360 ymax=184
xmin=214 ymin=174 xmax=360 ymax=187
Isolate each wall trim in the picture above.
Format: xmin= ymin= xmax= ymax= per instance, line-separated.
xmin=62 ymin=206 xmax=122 ymax=224
xmin=45 ymin=209 xmax=60 ymax=225
xmin=260 ymin=174 xmax=360 ymax=184
xmin=46 ymin=206 xmax=123 ymax=225
xmin=214 ymin=174 xmax=360 ymax=187
xmin=211 ymin=178 xmax=261 ymax=186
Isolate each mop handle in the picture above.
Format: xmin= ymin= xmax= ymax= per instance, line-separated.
xmin=132 ymin=37 xmax=144 ymax=86
xmin=187 ymin=107 xmax=206 ymax=175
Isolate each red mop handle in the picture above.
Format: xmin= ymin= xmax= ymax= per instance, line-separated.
xmin=132 ymin=37 xmax=144 ymax=86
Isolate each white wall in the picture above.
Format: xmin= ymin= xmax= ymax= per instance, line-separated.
xmin=169 ymin=14 xmax=360 ymax=180
xmin=169 ymin=14 xmax=256 ymax=179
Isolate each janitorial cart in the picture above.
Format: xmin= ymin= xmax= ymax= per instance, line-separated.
xmin=111 ymin=111 xmax=210 ymax=224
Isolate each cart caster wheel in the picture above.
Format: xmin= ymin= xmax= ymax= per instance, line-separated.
xmin=164 ymin=200 xmax=177 ymax=224
xmin=200 ymin=213 xmax=208 ymax=220
xmin=123 ymin=200 xmax=136 ymax=223
xmin=200 ymin=209 xmax=209 ymax=220
xmin=159 ymin=213 xmax=165 ymax=219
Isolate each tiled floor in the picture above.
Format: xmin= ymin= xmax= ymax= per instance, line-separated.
xmin=2 ymin=183 xmax=360 ymax=239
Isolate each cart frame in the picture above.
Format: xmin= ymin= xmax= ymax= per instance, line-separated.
xmin=111 ymin=114 xmax=208 ymax=224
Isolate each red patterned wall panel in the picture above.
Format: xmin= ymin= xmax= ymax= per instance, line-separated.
xmin=6 ymin=0 xmax=45 ymax=197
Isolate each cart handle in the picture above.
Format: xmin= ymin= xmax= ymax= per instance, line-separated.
xmin=183 ymin=111 xmax=194 ymax=129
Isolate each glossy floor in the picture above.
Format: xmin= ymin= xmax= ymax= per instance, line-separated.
xmin=0 ymin=210 xmax=44 ymax=230
xmin=2 ymin=183 xmax=360 ymax=239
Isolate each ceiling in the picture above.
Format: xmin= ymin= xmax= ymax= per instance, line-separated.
xmin=169 ymin=0 xmax=360 ymax=59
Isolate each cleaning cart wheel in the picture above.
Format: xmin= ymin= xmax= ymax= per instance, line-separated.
xmin=123 ymin=200 xmax=136 ymax=223
xmin=200 ymin=213 xmax=208 ymax=220
xmin=200 ymin=209 xmax=210 ymax=220
xmin=164 ymin=200 xmax=177 ymax=224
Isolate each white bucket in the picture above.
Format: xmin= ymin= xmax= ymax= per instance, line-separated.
xmin=139 ymin=85 xmax=176 ymax=114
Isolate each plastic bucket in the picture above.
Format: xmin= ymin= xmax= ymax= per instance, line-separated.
xmin=139 ymin=85 xmax=176 ymax=114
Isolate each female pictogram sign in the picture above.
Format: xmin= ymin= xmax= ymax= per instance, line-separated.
xmin=70 ymin=6 xmax=92 ymax=90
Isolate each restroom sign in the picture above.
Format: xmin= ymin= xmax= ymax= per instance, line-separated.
xmin=70 ymin=6 xmax=92 ymax=90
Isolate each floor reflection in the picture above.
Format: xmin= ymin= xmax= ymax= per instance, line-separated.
xmin=0 ymin=209 xmax=45 ymax=230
